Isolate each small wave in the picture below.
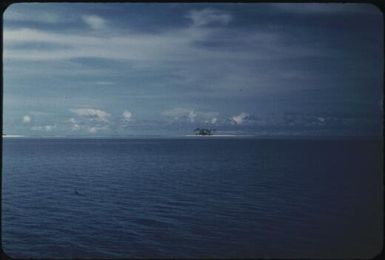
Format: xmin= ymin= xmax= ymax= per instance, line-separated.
xmin=132 ymin=217 xmax=173 ymax=229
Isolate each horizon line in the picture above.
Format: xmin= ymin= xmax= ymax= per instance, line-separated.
xmin=2 ymin=134 xmax=382 ymax=140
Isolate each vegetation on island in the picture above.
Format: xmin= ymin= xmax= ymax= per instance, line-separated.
xmin=193 ymin=128 xmax=216 ymax=136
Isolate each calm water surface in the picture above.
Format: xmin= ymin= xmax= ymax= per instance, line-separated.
xmin=2 ymin=138 xmax=383 ymax=258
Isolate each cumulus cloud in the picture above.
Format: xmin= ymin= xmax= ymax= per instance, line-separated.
xmin=67 ymin=115 xmax=110 ymax=133
xmin=188 ymin=110 xmax=197 ymax=122
xmin=82 ymin=15 xmax=106 ymax=30
xmin=70 ymin=108 xmax=110 ymax=122
xmin=88 ymin=127 xmax=98 ymax=133
xmin=68 ymin=118 xmax=80 ymax=130
xmin=122 ymin=110 xmax=133 ymax=122
xmin=88 ymin=126 xmax=108 ymax=134
xmin=31 ymin=124 xmax=56 ymax=131
xmin=22 ymin=115 xmax=31 ymax=123
xmin=162 ymin=108 xmax=219 ymax=123
xmin=186 ymin=8 xmax=232 ymax=27
xmin=44 ymin=125 xmax=55 ymax=131
xmin=68 ymin=108 xmax=111 ymax=134
xmin=231 ymin=112 xmax=249 ymax=125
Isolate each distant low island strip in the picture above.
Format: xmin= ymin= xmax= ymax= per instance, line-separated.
xmin=193 ymin=128 xmax=216 ymax=136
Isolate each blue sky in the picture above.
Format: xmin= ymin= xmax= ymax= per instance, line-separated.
xmin=3 ymin=3 xmax=383 ymax=137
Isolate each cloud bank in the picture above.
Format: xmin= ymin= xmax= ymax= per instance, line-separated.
xmin=71 ymin=108 xmax=110 ymax=122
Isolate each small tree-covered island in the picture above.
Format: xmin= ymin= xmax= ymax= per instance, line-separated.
xmin=193 ymin=128 xmax=216 ymax=136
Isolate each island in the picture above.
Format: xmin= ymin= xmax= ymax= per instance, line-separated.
xmin=193 ymin=128 xmax=216 ymax=136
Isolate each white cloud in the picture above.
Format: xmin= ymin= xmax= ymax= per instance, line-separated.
xmin=72 ymin=124 xmax=80 ymax=130
xmin=69 ymin=118 xmax=77 ymax=124
xmin=68 ymin=110 xmax=111 ymax=133
xmin=317 ymin=117 xmax=327 ymax=125
xmin=231 ymin=112 xmax=249 ymax=125
xmin=88 ymin=127 xmax=98 ymax=133
xmin=3 ymin=27 xmax=211 ymax=62
xmin=22 ymin=115 xmax=31 ymax=123
xmin=204 ymin=117 xmax=218 ymax=124
xmin=186 ymin=8 xmax=232 ymax=27
xmin=70 ymin=108 xmax=110 ymax=122
xmin=82 ymin=15 xmax=106 ymax=30
xmin=188 ymin=110 xmax=197 ymax=122
xmin=68 ymin=118 xmax=80 ymax=130
xmin=88 ymin=126 xmax=108 ymax=133
xmin=162 ymin=108 xmax=219 ymax=123
xmin=3 ymin=22 xmax=324 ymax=64
xmin=44 ymin=125 xmax=55 ymax=131
xmin=122 ymin=110 xmax=133 ymax=121
xmin=31 ymin=124 xmax=56 ymax=131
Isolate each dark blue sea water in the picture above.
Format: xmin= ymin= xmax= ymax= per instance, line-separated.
xmin=1 ymin=138 xmax=383 ymax=258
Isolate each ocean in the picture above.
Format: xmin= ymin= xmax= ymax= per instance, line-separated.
xmin=1 ymin=137 xmax=383 ymax=258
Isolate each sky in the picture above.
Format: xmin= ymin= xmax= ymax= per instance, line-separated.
xmin=2 ymin=3 xmax=383 ymax=137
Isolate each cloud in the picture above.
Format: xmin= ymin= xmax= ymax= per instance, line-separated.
xmin=67 ymin=116 xmax=110 ymax=133
xmin=3 ymin=20 xmax=331 ymax=65
xmin=31 ymin=124 xmax=56 ymax=131
xmin=22 ymin=115 xmax=31 ymax=123
xmin=5 ymin=9 xmax=62 ymax=23
xmin=82 ymin=15 xmax=106 ymax=30
xmin=68 ymin=108 xmax=112 ymax=134
xmin=68 ymin=118 xmax=80 ymax=130
xmin=231 ymin=112 xmax=249 ymax=125
xmin=122 ymin=110 xmax=133 ymax=121
xmin=186 ymin=8 xmax=232 ymax=27
xmin=44 ymin=125 xmax=55 ymax=131
xmin=188 ymin=110 xmax=197 ymax=122
xmin=162 ymin=108 xmax=219 ymax=123
xmin=70 ymin=108 xmax=110 ymax=122
xmin=88 ymin=126 xmax=108 ymax=133
xmin=88 ymin=127 xmax=98 ymax=133
xmin=3 ymin=27 xmax=208 ymax=61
